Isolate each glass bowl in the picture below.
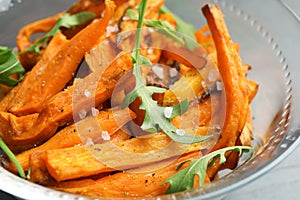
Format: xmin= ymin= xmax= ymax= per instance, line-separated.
xmin=0 ymin=0 xmax=300 ymax=199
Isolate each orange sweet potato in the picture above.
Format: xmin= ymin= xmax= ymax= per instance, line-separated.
xmin=51 ymin=151 xmax=210 ymax=198
xmin=4 ymin=0 xmax=116 ymax=116
xmin=202 ymin=4 xmax=249 ymax=151
xmin=16 ymin=12 xmax=65 ymax=70
xmin=3 ymin=108 xmax=135 ymax=173
xmin=201 ymin=4 xmax=251 ymax=180
xmin=44 ymin=127 xmax=210 ymax=182
xmin=1 ymin=52 xmax=133 ymax=152
xmin=27 ymin=151 xmax=54 ymax=185
xmin=0 ymin=32 xmax=68 ymax=112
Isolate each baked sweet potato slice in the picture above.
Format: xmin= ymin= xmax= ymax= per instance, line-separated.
xmin=51 ymin=151 xmax=210 ymax=198
xmin=0 ymin=32 xmax=68 ymax=112
xmin=1 ymin=52 xmax=133 ymax=152
xmin=201 ymin=4 xmax=251 ymax=179
xmin=44 ymin=127 xmax=210 ymax=182
xmin=16 ymin=12 xmax=65 ymax=70
xmin=202 ymin=4 xmax=249 ymax=151
xmin=3 ymin=0 xmax=116 ymax=116
xmin=3 ymin=108 xmax=135 ymax=173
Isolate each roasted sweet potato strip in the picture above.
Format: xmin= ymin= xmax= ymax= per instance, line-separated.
xmin=0 ymin=113 xmax=38 ymax=141
xmin=27 ymin=151 xmax=54 ymax=185
xmin=202 ymin=4 xmax=249 ymax=151
xmin=4 ymin=108 xmax=135 ymax=173
xmin=16 ymin=12 xmax=65 ymax=69
xmin=44 ymin=127 xmax=210 ymax=182
xmin=51 ymin=151 xmax=210 ymax=198
xmin=1 ymin=52 xmax=133 ymax=152
xmin=0 ymin=32 xmax=68 ymax=112
xmin=4 ymin=0 xmax=116 ymax=116
xmin=201 ymin=4 xmax=250 ymax=180
xmin=247 ymin=79 xmax=259 ymax=103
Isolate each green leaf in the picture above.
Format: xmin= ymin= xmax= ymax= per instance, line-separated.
xmin=121 ymin=0 xmax=212 ymax=144
xmin=169 ymin=98 xmax=189 ymax=119
xmin=0 ymin=138 xmax=26 ymax=178
xmin=138 ymin=55 xmax=152 ymax=66
xmin=21 ymin=11 xmax=96 ymax=54
xmin=159 ymin=5 xmax=198 ymax=50
xmin=145 ymin=19 xmax=185 ymax=46
xmin=163 ymin=146 xmax=254 ymax=194
xmin=0 ymin=46 xmax=25 ymax=87
xmin=126 ymin=9 xmax=139 ymax=20
xmin=127 ymin=4 xmax=205 ymax=50
xmin=58 ymin=11 xmax=96 ymax=29
xmin=121 ymin=89 xmax=139 ymax=109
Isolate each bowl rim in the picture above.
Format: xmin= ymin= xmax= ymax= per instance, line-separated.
xmin=1 ymin=0 xmax=300 ymax=199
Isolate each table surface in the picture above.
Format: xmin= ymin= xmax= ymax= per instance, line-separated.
xmin=1 ymin=0 xmax=300 ymax=199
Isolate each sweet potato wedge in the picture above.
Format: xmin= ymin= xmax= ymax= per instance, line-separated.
xmin=44 ymin=127 xmax=210 ymax=182
xmin=16 ymin=12 xmax=65 ymax=70
xmin=3 ymin=108 xmax=135 ymax=173
xmin=51 ymin=151 xmax=210 ymax=198
xmin=0 ymin=32 xmax=68 ymax=113
xmin=201 ymin=4 xmax=251 ymax=180
xmin=27 ymin=151 xmax=54 ymax=185
xmin=4 ymin=0 xmax=116 ymax=116
xmin=1 ymin=52 xmax=133 ymax=152
xmin=202 ymin=4 xmax=249 ymax=151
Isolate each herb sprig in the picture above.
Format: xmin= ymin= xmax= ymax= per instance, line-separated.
xmin=0 ymin=138 xmax=26 ymax=178
xmin=21 ymin=11 xmax=96 ymax=54
xmin=126 ymin=5 xmax=211 ymax=50
xmin=0 ymin=46 xmax=24 ymax=87
xmin=163 ymin=146 xmax=253 ymax=194
xmin=159 ymin=5 xmax=198 ymax=50
xmin=121 ymin=0 xmax=210 ymax=144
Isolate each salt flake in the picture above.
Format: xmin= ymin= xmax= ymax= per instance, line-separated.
xmin=101 ymin=131 xmax=111 ymax=141
xmin=175 ymin=129 xmax=185 ymax=136
xmin=164 ymin=107 xmax=173 ymax=119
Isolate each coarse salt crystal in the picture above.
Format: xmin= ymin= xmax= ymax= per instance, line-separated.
xmin=169 ymin=68 xmax=178 ymax=78
xmin=148 ymin=28 xmax=154 ymax=33
xmin=91 ymin=107 xmax=100 ymax=117
xmin=84 ymin=89 xmax=91 ymax=97
xmin=106 ymin=24 xmax=119 ymax=37
xmin=152 ymin=64 xmax=164 ymax=79
xmin=175 ymin=129 xmax=185 ymax=136
xmin=85 ymin=137 xmax=94 ymax=146
xmin=216 ymin=81 xmax=223 ymax=91
xmin=122 ymin=16 xmax=130 ymax=21
xmin=164 ymin=107 xmax=173 ymax=119
xmin=78 ymin=109 xmax=87 ymax=120
xmin=101 ymin=131 xmax=111 ymax=141
xmin=147 ymin=47 xmax=153 ymax=55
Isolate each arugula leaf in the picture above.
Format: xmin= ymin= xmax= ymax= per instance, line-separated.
xmin=126 ymin=9 xmax=138 ymax=20
xmin=21 ymin=11 xmax=96 ymax=54
xmin=0 ymin=138 xmax=26 ymax=178
xmin=159 ymin=5 xmax=198 ymax=50
xmin=126 ymin=8 xmax=185 ymax=47
xmin=122 ymin=0 xmax=210 ymax=144
xmin=163 ymin=146 xmax=254 ymax=194
xmin=0 ymin=46 xmax=25 ymax=87
xmin=145 ymin=19 xmax=185 ymax=46
xmin=126 ymin=6 xmax=210 ymax=50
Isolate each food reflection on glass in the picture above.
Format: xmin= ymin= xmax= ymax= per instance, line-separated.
xmin=0 ymin=0 xmax=258 ymax=198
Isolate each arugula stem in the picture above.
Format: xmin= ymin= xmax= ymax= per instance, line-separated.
xmin=132 ymin=0 xmax=148 ymax=88
xmin=0 ymin=138 xmax=26 ymax=179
